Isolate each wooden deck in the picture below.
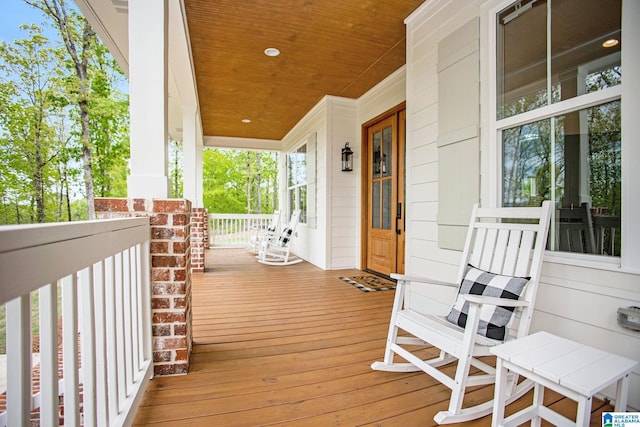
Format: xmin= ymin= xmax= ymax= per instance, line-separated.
xmin=133 ymin=248 xmax=612 ymax=426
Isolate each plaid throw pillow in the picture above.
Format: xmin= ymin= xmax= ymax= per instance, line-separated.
xmin=277 ymin=228 xmax=292 ymax=247
xmin=446 ymin=265 xmax=530 ymax=340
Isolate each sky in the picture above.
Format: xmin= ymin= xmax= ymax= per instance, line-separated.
xmin=0 ymin=0 xmax=130 ymax=92
xmin=0 ymin=1 xmax=58 ymax=44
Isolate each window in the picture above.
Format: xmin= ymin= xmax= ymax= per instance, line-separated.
xmin=287 ymin=144 xmax=307 ymax=223
xmin=495 ymin=0 xmax=622 ymax=257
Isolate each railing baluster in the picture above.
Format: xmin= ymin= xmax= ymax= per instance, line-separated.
xmin=104 ymin=255 xmax=119 ymax=421
xmin=80 ymin=267 xmax=97 ymax=427
xmin=93 ymin=261 xmax=110 ymax=427
xmin=6 ymin=295 xmax=32 ymax=426
xmin=62 ymin=274 xmax=80 ymax=426
xmin=39 ymin=282 xmax=59 ymax=427
xmin=114 ymin=252 xmax=126 ymax=410
xmin=140 ymin=240 xmax=153 ymax=371
xmin=131 ymin=246 xmax=141 ymax=373
xmin=123 ymin=248 xmax=133 ymax=396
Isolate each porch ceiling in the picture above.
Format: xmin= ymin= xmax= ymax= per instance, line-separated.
xmin=184 ymin=0 xmax=425 ymax=141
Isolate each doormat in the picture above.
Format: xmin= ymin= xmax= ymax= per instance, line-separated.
xmin=339 ymin=275 xmax=396 ymax=292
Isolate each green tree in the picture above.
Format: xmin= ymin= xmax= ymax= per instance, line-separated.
xmin=0 ymin=25 xmax=63 ymax=223
xmin=0 ymin=4 xmax=129 ymax=224
xmin=27 ymin=0 xmax=100 ymax=219
xmin=88 ymin=42 xmax=129 ymax=198
xmin=202 ymin=148 xmax=278 ymax=214
xmin=169 ymin=140 xmax=183 ymax=198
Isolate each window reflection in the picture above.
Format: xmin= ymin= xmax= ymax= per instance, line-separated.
xmin=382 ymin=126 xmax=392 ymax=177
xmin=382 ymin=180 xmax=392 ymax=230
xmin=373 ymin=131 xmax=381 ymax=179
xmin=502 ymin=101 xmax=621 ymax=256
xmin=287 ymin=145 xmax=307 ymax=223
xmin=372 ymin=181 xmax=380 ymax=229
xmin=497 ymin=0 xmax=621 ymax=120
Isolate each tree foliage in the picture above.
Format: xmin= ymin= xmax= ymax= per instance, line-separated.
xmin=0 ymin=25 xmax=64 ymax=223
xmin=202 ymin=148 xmax=278 ymax=214
xmin=0 ymin=1 xmax=128 ymax=224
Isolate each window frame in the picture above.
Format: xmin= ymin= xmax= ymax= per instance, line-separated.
xmin=483 ymin=0 xmax=638 ymax=273
xmin=286 ymin=143 xmax=307 ymax=224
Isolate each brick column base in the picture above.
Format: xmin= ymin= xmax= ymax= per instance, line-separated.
xmin=95 ymin=198 xmax=192 ymax=376
xmin=190 ymin=208 xmax=208 ymax=273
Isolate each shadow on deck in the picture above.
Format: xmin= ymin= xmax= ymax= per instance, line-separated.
xmin=133 ymin=248 xmax=611 ymax=426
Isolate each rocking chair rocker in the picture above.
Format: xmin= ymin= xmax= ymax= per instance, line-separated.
xmin=257 ymin=209 xmax=303 ymax=266
xmin=372 ymin=202 xmax=552 ymax=424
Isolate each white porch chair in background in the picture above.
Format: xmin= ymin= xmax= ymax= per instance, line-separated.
xmin=372 ymin=201 xmax=552 ymax=424
xmin=248 ymin=209 xmax=281 ymax=253
xmin=257 ymin=209 xmax=303 ymax=265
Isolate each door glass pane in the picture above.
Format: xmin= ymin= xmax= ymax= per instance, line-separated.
xmin=372 ymin=181 xmax=380 ymax=228
xmin=502 ymin=100 xmax=621 ymax=256
xmin=382 ymin=126 xmax=392 ymax=177
xmin=382 ymin=179 xmax=392 ymax=230
xmin=372 ymin=131 xmax=381 ymax=179
xmin=496 ymin=0 xmax=621 ymax=120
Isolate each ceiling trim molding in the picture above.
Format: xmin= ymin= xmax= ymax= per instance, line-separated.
xmin=203 ymin=136 xmax=282 ymax=152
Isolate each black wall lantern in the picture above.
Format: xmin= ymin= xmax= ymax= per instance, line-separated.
xmin=341 ymin=142 xmax=354 ymax=172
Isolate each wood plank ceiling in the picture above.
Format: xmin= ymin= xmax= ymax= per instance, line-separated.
xmin=184 ymin=0 xmax=425 ymax=141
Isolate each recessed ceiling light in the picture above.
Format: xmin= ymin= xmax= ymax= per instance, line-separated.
xmin=242 ymin=119 xmax=251 ymax=123
xmin=602 ymin=38 xmax=619 ymax=48
xmin=264 ymin=47 xmax=280 ymax=57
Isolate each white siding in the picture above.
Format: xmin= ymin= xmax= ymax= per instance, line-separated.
xmin=404 ymin=0 xmax=640 ymax=409
xmin=281 ymin=102 xmax=329 ymax=268
xmin=283 ymin=68 xmax=407 ymax=270
xmin=328 ymin=98 xmax=359 ymax=269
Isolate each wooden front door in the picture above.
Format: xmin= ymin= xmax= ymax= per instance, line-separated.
xmin=363 ymin=107 xmax=405 ymax=276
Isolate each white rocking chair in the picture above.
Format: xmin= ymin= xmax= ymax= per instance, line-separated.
xmin=257 ymin=209 xmax=303 ymax=266
xmin=248 ymin=209 xmax=281 ymax=254
xmin=372 ymin=201 xmax=552 ymax=424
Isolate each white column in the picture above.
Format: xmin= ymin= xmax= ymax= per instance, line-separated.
xmin=127 ymin=0 xmax=170 ymax=198
xmin=622 ymin=0 xmax=640 ymax=268
xmin=182 ymin=105 xmax=203 ymax=207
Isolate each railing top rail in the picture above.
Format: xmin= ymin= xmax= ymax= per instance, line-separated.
xmin=0 ymin=217 xmax=149 ymax=253
xmin=209 ymin=213 xmax=274 ymax=220
xmin=0 ymin=217 xmax=150 ymax=305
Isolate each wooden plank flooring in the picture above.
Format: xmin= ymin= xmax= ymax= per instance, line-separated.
xmin=133 ymin=248 xmax=613 ymax=426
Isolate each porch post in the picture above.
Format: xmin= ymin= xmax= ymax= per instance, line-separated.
xmin=127 ymin=0 xmax=170 ymax=198
xmin=182 ymin=105 xmax=203 ymax=208
xmin=183 ymin=106 xmax=208 ymax=273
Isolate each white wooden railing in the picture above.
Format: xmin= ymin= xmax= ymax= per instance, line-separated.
xmin=208 ymin=213 xmax=274 ymax=247
xmin=0 ymin=218 xmax=153 ymax=427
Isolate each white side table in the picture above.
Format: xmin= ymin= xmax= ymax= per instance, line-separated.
xmin=491 ymin=331 xmax=638 ymax=427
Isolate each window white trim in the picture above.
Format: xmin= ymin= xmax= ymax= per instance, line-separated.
xmin=483 ymin=0 xmax=639 ymax=273
xmin=495 ymin=86 xmax=621 ymax=131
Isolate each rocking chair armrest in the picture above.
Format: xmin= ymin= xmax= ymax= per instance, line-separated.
xmin=462 ymin=294 xmax=530 ymax=308
xmin=390 ymin=273 xmax=458 ymax=289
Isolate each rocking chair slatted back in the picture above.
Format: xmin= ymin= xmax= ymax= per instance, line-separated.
xmin=460 ymin=204 xmax=552 ymax=344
